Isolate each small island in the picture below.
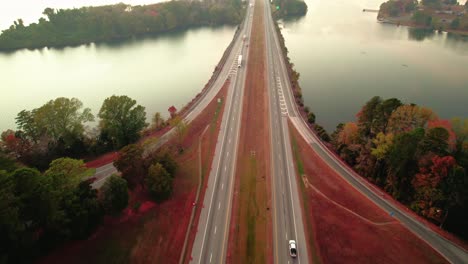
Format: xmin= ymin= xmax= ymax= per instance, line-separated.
xmin=0 ymin=0 xmax=243 ymax=51
xmin=377 ymin=0 xmax=468 ymax=35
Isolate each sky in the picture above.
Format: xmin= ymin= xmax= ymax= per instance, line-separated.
xmin=0 ymin=0 xmax=166 ymax=30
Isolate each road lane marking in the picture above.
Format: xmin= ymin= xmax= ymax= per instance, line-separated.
xmin=227 ymin=151 xmax=229 ymax=157
xmin=222 ymin=183 xmax=224 ymax=190
xmin=210 ymin=253 xmax=212 ymax=263
xmin=224 ymin=166 xmax=227 ymax=171
xmin=218 ymin=202 xmax=221 ymax=209
xmin=214 ymin=226 xmax=217 ymax=234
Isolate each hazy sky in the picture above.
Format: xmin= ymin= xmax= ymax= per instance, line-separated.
xmin=0 ymin=0 xmax=166 ymax=30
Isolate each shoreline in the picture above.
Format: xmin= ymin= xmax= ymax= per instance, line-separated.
xmin=378 ymin=17 xmax=468 ymax=36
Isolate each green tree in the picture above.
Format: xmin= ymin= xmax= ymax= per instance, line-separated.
xmin=170 ymin=116 xmax=188 ymax=152
xmin=418 ymin=127 xmax=449 ymax=156
xmin=450 ymin=18 xmax=460 ymax=29
xmin=98 ymin=95 xmax=148 ymax=149
xmin=145 ymin=163 xmax=173 ymax=201
xmin=45 ymin=158 xmax=93 ymax=188
xmin=386 ymin=128 xmax=425 ymax=201
xmin=34 ymin=98 xmax=93 ymax=146
xmin=113 ymin=144 xmax=145 ymax=188
xmin=307 ymin=112 xmax=316 ymax=124
xmin=100 ymin=175 xmax=128 ymax=214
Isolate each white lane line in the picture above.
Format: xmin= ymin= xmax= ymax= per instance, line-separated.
xmin=224 ymin=166 xmax=227 ymax=171
xmin=227 ymin=151 xmax=230 ymax=157
xmin=222 ymin=183 xmax=224 ymax=190
xmin=229 ymin=138 xmax=231 ymax=143
xmin=231 ymin=127 xmax=233 ymax=131
xmin=214 ymin=226 xmax=217 ymax=234
xmin=218 ymin=202 xmax=221 ymax=209
xmin=210 ymin=253 xmax=212 ymax=263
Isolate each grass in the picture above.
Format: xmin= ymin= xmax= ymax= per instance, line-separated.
xmin=245 ymin=157 xmax=258 ymax=263
xmin=289 ymin=130 xmax=321 ymax=264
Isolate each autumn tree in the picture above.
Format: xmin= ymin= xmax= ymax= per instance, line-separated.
xmin=145 ymin=163 xmax=173 ymax=201
xmin=387 ymin=104 xmax=438 ymax=134
xmin=98 ymin=95 xmax=148 ymax=149
xmin=113 ymin=144 xmax=145 ymax=188
xmin=418 ymin=127 xmax=450 ymax=156
xmin=100 ymin=175 xmax=128 ymax=214
xmin=411 ymin=156 xmax=465 ymax=225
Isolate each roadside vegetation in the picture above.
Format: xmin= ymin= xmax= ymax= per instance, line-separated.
xmin=378 ymin=0 xmax=468 ymax=34
xmin=0 ymin=0 xmax=244 ymax=51
xmin=271 ymin=0 xmax=308 ymax=18
xmin=329 ymin=96 xmax=468 ymax=240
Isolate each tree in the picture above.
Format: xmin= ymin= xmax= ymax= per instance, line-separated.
xmin=58 ymin=180 xmax=103 ymax=239
xmin=151 ymin=112 xmax=166 ymax=130
xmin=100 ymin=175 xmax=128 ymax=214
xmin=450 ymin=18 xmax=460 ymax=29
xmin=45 ymin=158 xmax=92 ymax=188
xmin=371 ymin=132 xmax=394 ymax=160
xmin=113 ymin=144 xmax=145 ymax=188
xmin=337 ymin=122 xmax=359 ymax=145
xmin=427 ymin=120 xmax=457 ymax=151
xmin=98 ymin=95 xmax=147 ymax=149
xmin=145 ymin=163 xmax=173 ymax=201
xmin=307 ymin=112 xmax=316 ymax=124
xmin=386 ymin=128 xmax=425 ymax=201
xmin=33 ymin=97 xmax=94 ymax=147
xmin=357 ymin=96 xmax=382 ymax=138
xmin=388 ymin=104 xmax=438 ymax=134
xmin=418 ymin=127 xmax=450 ymax=156
xmin=170 ymin=116 xmax=188 ymax=152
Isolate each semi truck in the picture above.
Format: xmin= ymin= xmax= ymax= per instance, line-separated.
xmin=238 ymin=55 xmax=243 ymax=68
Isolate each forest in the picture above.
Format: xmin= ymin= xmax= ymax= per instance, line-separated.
xmin=272 ymin=0 xmax=308 ymax=18
xmin=329 ymin=96 xmax=468 ymax=239
xmin=0 ymin=95 xmax=180 ymax=263
xmin=0 ymin=0 xmax=243 ymax=51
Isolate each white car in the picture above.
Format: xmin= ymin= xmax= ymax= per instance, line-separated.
xmin=289 ymin=240 xmax=297 ymax=258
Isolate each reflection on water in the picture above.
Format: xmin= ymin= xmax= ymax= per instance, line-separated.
xmin=0 ymin=25 xmax=236 ymax=131
xmin=282 ymin=0 xmax=468 ymax=132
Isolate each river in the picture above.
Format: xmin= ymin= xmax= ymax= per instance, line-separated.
xmin=0 ymin=1 xmax=235 ymax=132
xmin=281 ymin=0 xmax=468 ymax=132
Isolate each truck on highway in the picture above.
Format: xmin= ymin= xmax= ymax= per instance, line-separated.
xmin=238 ymin=55 xmax=242 ymax=68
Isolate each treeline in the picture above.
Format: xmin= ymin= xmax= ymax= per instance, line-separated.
xmin=0 ymin=94 xmax=180 ymax=171
xmin=330 ymin=96 xmax=468 ymax=239
xmin=0 ymin=145 xmax=177 ymax=263
xmin=272 ymin=0 xmax=308 ymax=18
xmin=0 ymin=0 xmax=243 ymax=51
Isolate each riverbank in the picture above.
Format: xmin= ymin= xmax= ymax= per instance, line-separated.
xmin=377 ymin=0 xmax=468 ymax=36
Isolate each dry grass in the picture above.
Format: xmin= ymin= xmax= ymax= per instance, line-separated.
xmin=288 ymin=121 xmax=448 ymax=264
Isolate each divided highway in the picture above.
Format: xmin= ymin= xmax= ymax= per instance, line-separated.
xmin=263 ymin=0 xmax=309 ymax=263
xmin=189 ymin=3 xmax=255 ymax=263
xmin=263 ymin=0 xmax=468 ymax=263
xmin=90 ymin=5 xmax=253 ymax=189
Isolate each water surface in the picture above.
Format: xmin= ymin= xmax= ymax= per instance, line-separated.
xmin=282 ymin=0 xmax=468 ymax=132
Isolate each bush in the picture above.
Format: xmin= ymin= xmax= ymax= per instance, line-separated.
xmin=307 ymin=112 xmax=316 ymax=124
xmin=145 ymin=163 xmax=173 ymax=201
xmin=101 ymin=175 xmax=129 ymax=214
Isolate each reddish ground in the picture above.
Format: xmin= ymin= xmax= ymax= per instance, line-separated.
xmin=227 ymin=0 xmax=273 ymax=262
xmin=39 ymin=82 xmax=229 ymax=264
xmin=288 ymin=121 xmax=448 ymax=264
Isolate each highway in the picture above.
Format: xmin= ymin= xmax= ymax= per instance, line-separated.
xmin=189 ymin=2 xmax=254 ymax=263
xmin=263 ymin=0 xmax=468 ymax=263
xmin=90 ymin=4 xmax=253 ymax=189
xmin=263 ymin=0 xmax=309 ymax=263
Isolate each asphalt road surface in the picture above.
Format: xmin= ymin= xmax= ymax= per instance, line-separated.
xmin=263 ymin=0 xmax=309 ymax=263
xmin=189 ymin=3 xmax=254 ymax=263
xmin=89 ymin=3 xmax=253 ymax=189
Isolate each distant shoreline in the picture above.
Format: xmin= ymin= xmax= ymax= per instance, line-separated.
xmin=377 ymin=16 xmax=468 ymax=36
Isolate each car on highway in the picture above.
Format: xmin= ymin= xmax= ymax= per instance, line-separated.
xmin=289 ymin=240 xmax=297 ymax=258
